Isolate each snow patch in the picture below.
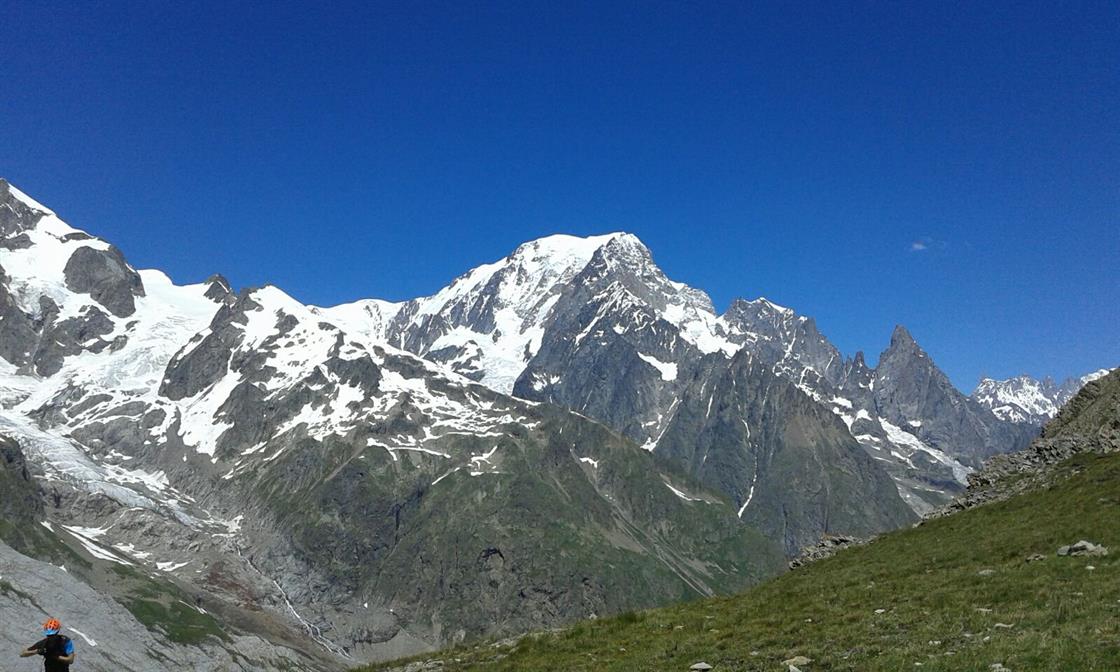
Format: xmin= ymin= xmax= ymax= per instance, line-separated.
xmin=879 ymin=419 xmax=971 ymax=485
xmin=637 ymin=352 xmax=678 ymax=381
xmin=664 ymin=481 xmax=701 ymax=502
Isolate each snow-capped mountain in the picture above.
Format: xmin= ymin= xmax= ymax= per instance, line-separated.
xmin=323 ymin=233 xmax=628 ymax=394
xmin=2 ymin=178 xmax=1094 ymax=668
xmin=0 ymin=180 xmax=789 ymax=669
xmin=336 ymin=228 xmax=1038 ymax=517
xmin=319 ymin=232 xmax=735 ymax=395
xmin=972 ymin=369 xmax=1115 ymax=424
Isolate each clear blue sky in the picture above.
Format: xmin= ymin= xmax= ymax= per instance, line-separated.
xmin=2 ymin=1 xmax=1116 ymax=389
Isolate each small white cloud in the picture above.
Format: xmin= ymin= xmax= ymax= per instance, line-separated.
xmin=910 ymin=241 xmax=928 ymax=251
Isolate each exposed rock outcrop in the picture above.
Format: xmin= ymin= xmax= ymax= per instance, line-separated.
xmin=63 ymin=244 xmax=145 ymax=317
xmin=788 ymin=534 xmax=868 ymax=569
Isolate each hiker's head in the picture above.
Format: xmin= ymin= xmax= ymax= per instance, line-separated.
xmin=42 ymin=618 xmax=61 ymax=636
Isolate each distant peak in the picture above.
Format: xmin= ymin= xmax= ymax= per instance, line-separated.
xmin=750 ymin=296 xmax=794 ymax=316
xmin=510 ymin=232 xmax=635 ymax=266
xmin=890 ymin=324 xmax=917 ymax=347
xmin=591 ymin=232 xmax=654 ymax=266
xmin=880 ymin=324 xmax=928 ymax=363
xmin=204 ymin=274 xmax=233 ymax=302
xmin=600 ymin=231 xmax=649 ymax=251
xmin=722 ymin=297 xmax=798 ymax=328
xmin=245 ymin=284 xmax=307 ymax=314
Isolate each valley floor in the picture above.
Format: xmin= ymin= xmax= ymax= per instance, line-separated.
xmin=364 ymin=452 xmax=1120 ymax=671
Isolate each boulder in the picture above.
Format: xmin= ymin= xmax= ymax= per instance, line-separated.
xmin=1057 ymin=540 xmax=1108 ymax=557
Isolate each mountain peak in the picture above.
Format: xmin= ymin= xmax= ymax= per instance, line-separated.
xmin=889 ymin=324 xmax=918 ymax=349
xmin=0 ymin=179 xmax=55 ymax=216
xmin=204 ymin=273 xmax=233 ymax=302
xmin=205 ymin=273 xmax=231 ymax=289
xmin=595 ymin=231 xmax=653 ymax=263
xmin=754 ymin=296 xmax=794 ymax=315
xmin=512 ymin=232 xmax=628 ymax=261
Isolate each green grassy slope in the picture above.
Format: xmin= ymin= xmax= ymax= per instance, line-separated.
xmin=363 ymin=451 xmax=1120 ymax=671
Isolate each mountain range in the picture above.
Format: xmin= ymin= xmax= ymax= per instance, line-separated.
xmin=972 ymin=369 xmax=1112 ymax=425
xmin=0 ymin=179 xmax=1110 ymax=669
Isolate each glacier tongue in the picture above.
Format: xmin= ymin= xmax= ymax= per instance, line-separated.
xmin=0 ymin=413 xmax=199 ymax=526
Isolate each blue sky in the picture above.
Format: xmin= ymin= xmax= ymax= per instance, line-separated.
xmin=2 ymin=1 xmax=1116 ymax=389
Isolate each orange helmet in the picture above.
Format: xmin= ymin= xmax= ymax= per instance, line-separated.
xmin=42 ymin=618 xmax=61 ymax=635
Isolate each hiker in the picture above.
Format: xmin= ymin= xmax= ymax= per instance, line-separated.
xmin=18 ymin=618 xmax=75 ymax=671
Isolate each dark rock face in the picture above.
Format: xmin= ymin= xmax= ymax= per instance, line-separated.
xmin=0 ymin=181 xmax=151 ymax=374
xmin=0 ymin=267 xmax=38 ymax=368
xmin=0 ymin=179 xmax=45 ymax=237
xmin=0 ymin=435 xmax=42 ymax=526
xmin=514 ymin=241 xmax=706 ymax=446
xmin=0 ymin=435 xmax=48 ymax=556
xmin=160 ymin=295 xmax=258 ymax=400
xmin=34 ymin=301 xmax=117 ymax=377
xmin=0 ymin=181 xmax=49 ymax=370
xmin=204 ymin=273 xmax=233 ymax=302
xmin=655 ymin=352 xmax=916 ymax=554
xmin=63 ymin=244 xmax=145 ymax=317
xmin=0 ymin=266 xmax=117 ymax=376
xmin=722 ymin=298 xmax=845 ymax=388
xmin=859 ymin=326 xmax=1036 ymax=467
